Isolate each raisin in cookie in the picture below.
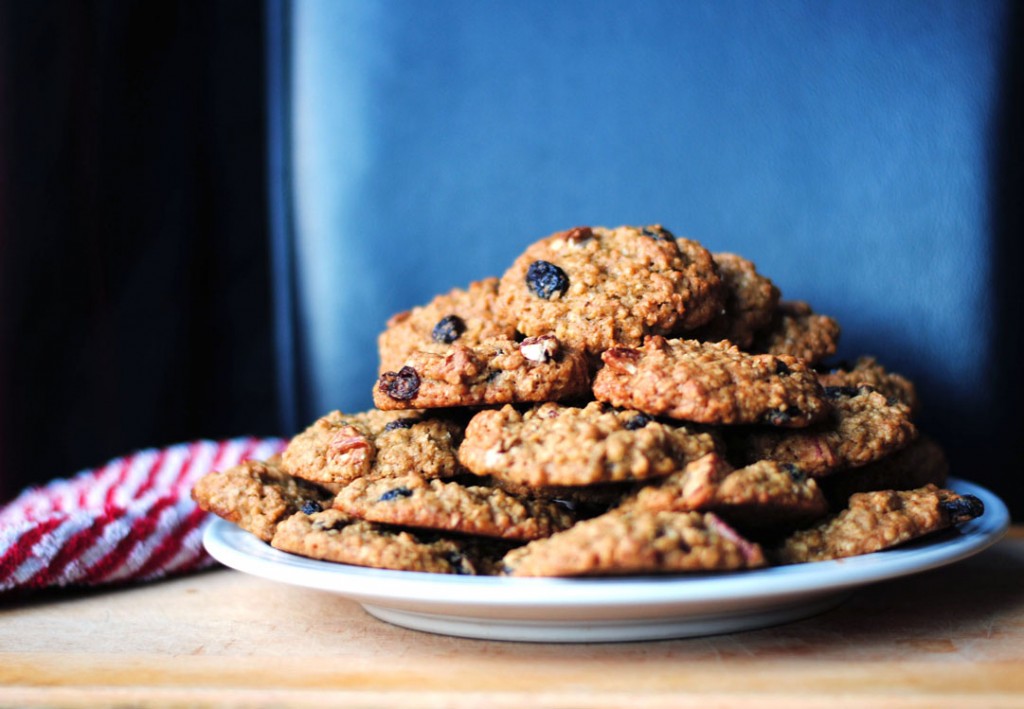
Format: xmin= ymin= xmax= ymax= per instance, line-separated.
xmin=690 ymin=252 xmax=780 ymax=348
xmin=458 ymin=401 xmax=719 ymax=488
xmin=333 ymin=473 xmax=574 ymax=541
xmin=191 ymin=458 xmax=334 ymax=542
xmin=271 ymin=508 xmax=492 ymax=574
xmin=281 ymin=409 xmax=464 ymax=487
xmin=499 ymin=509 xmax=766 ymax=577
xmin=592 ymin=336 xmax=830 ymax=427
xmin=373 ymin=334 xmax=590 ymax=410
xmin=377 ymin=277 xmax=516 ymax=375
xmin=495 ymin=225 xmax=723 ymax=355
xmin=749 ymin=300 xmax=841 ymax=364
xmin=738 ymin=385 xmax=918 ymax=477
xmin=776 ymin=484 xmax=984 ymax=563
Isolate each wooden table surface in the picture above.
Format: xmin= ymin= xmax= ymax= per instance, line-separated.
xmin=2 ymin=526 xmax=1022 ymax=708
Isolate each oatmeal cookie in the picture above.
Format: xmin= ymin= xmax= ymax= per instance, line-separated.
xmin=613 ymin=452 xmax=731 ymax=513
xmin=705 ymin=459 xmax=828 ymax=532
xmin=495 ymin=225 xmax=723 ymax=355
xmin=817 ymin=435 xmax=949 ymax=509
xmin=690 ymin=252 xmax=780 ymax=348
xmin=333 ymin=473 xmax=574 ymax=541
xmin=377 ymin=277 xmax=516 ymax=375
xmin=818 ymin=356 xmax=919 ymax=413
xmin=750 ymin=300 xmax=840 ymax=364
xmin=592 ymin=336 xmax=830 ymax=427
xmin=191 ymin=458 xmax=334 ymax=542
xmin=739 ymin=385 xmax=918 ymax=476
xmin=458 ymin=401 xmax=719 ymax=488
xmin=776 ymin=484 xmax=984 ymax=563
xmin=617 ymin=453 xmax=828 ymax=535
xmin=499 ymin=509 xmax=766 ymax=577
xmin=373 ymin=334 xmax=590 ymax=410
xmin=270 ymin=508 xmax=493 ymax=574
xmin=281 ymin=409 xmax=464 ymax=487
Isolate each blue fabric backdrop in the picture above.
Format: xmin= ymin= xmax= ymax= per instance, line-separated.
xmin=274 ymin=1 xmax=1019 ymax=517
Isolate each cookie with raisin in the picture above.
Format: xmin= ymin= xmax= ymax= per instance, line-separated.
xmin=750 ymin=300 xmax=841 ymax=365
xmin=690 ymin=252 xmax=780 ymax=348
xmin=818 ymin=356 xmax=919 ymax=414
xmin=377 ymin=277 xmax=516 ymax=375
xmin=281 ymin=409 xmax=464 ymax=487
xmin=738 ymin=385 xmax=918 ymax=477
xmin=495 ymin=225 xmax=724 ymax=355
xmin=817 ymin=435 xmax=949 ymax=509
xmin=775 ymin=484 xmax=984 ymax=563
xmin=499 ymin=509 xmax=766 ymax=577
xmin=270 ymin=508 xmax=495 ymax=574
xmin=616 ymin=453 xmax=828 ymax=536
xmin=333 ymin=473 xmax=575 ymax=541
xmin=373 ymin=334 xmax=591 ymax=410
xmin=457 ymin=401 xmax=718 ymax=488
xmin=592 ymin=336 xmax=830 ymax=427
xmin=191 ymin=457 xmax=334 ymax=542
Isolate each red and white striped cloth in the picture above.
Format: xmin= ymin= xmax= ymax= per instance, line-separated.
xmin=0 ymin=437 xmax=286 ymax=594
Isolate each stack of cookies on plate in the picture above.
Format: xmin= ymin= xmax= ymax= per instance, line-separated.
xmin=193 ymin=225 xmax=984 ymax=576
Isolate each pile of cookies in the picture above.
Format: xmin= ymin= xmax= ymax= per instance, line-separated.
xmin=193 ymin=225 xmax=984 ymax=576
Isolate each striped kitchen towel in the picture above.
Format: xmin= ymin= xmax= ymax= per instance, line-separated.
xmin=0 ymin=437 xmax=286 ymax=593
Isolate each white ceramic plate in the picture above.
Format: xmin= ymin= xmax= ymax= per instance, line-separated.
xmin=203 ymin=477 xmax=1009 ymax=643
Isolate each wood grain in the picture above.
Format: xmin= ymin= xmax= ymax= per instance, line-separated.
xmin=2 ymin=527 xmax=1022 ymax=708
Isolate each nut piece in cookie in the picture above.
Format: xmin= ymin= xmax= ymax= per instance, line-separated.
xmin=333 ymin=473 xmax=575 ymax=541
xmin=281 ymin=409 xmax=464 ymax=487
xmin=689 ymin=252 xmax=780 ymax=348
xmin=738 ymin=385 xmax=918 ymax=477
xmin=191 ymin=458 xmax=334 ymax=542
xmin=377 ymin=277 xmax=516 ymax=375
xmin=271 ymin=508 xmax=491 ymax=574
xmin=750 ymin=300 xmax=841 ymax=365
xmin=458 ymin=401 xmax=719 ymax=488
xmin=372 ymin=335 xmax=591 ymax=410
xmin=776 ymin=484 xmax=984 ymax=563
xmin=499 ymin=509 xmax=766 ymax=577
xmin=592 ymin=336 xmax=830 ymax=427
xmin=495 ymin=225 xmax=724 ymax=355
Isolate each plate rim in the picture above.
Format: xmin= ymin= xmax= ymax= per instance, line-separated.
xmin=202 ymin=477 xmax=1009 ymax=612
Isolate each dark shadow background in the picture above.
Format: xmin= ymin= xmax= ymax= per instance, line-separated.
xmin=990 ymin=3 xmax=1024 ymax=521
xmin=0 ymin=1 xmax=1021 ymax=519
xmin=0 ymin=1 xmax=279 ymax=501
